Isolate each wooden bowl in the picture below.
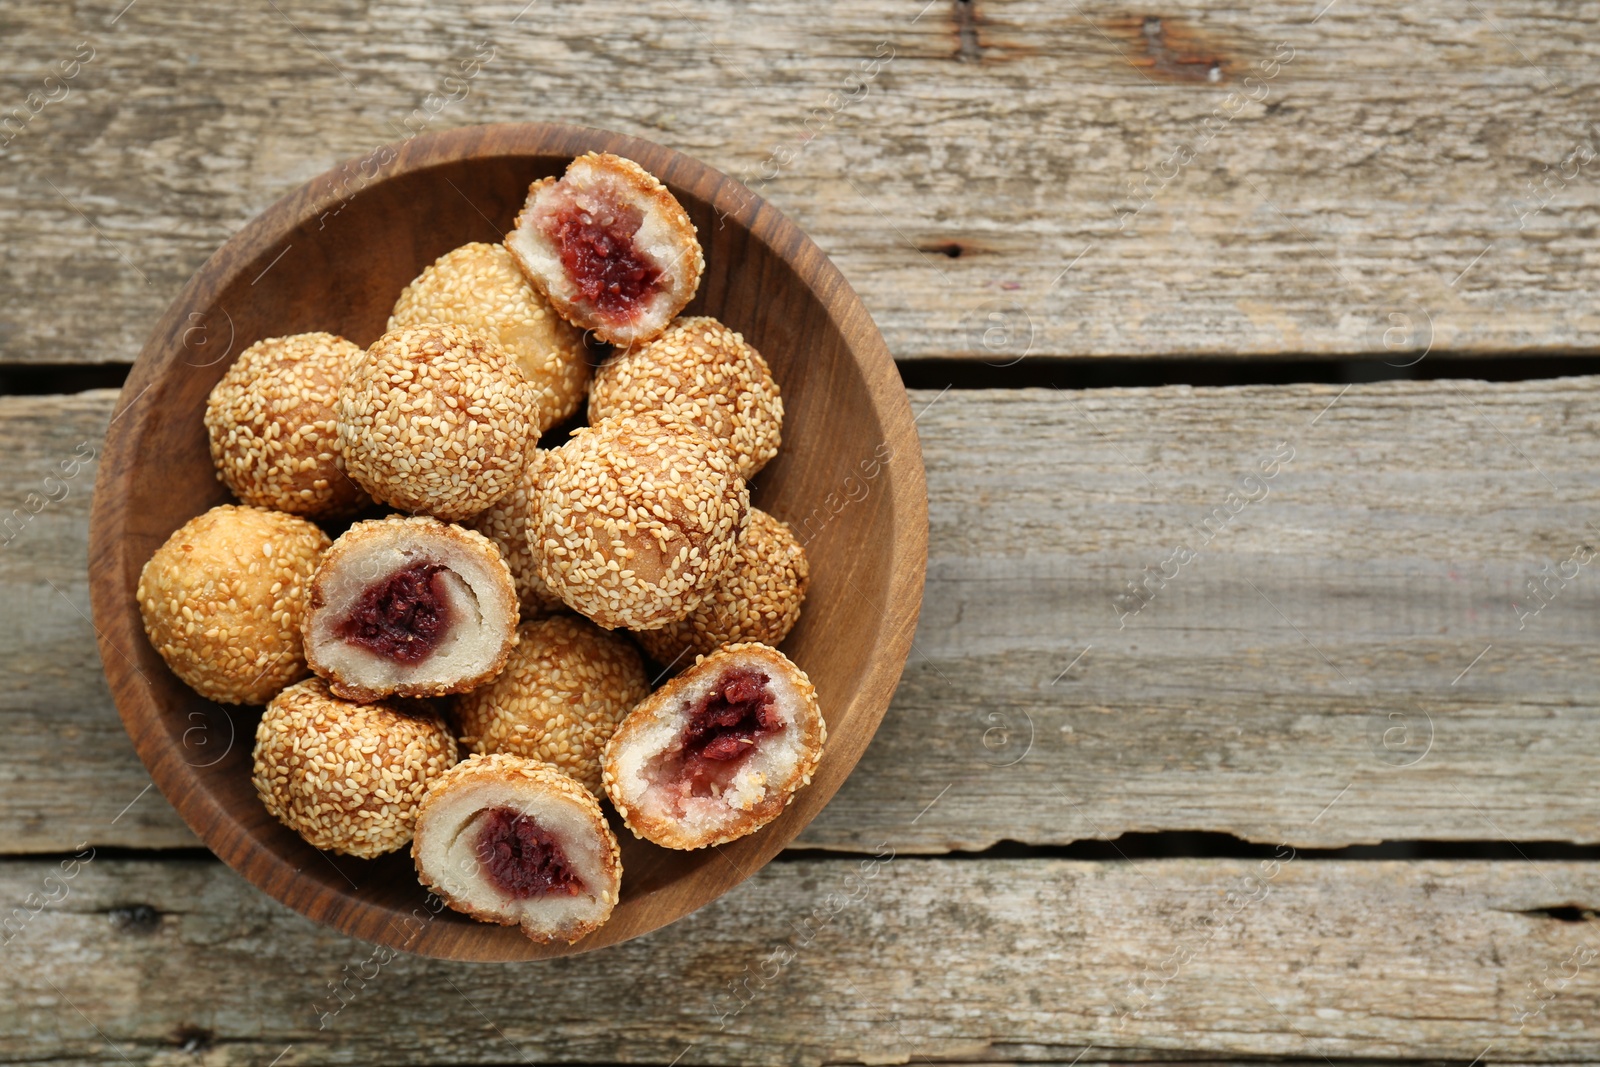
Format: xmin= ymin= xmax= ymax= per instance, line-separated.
xmin=87 ymin=124 xmax=926 ymax=961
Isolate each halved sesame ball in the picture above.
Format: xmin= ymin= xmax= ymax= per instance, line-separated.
xmin=505 ymin=152 xmax=704 ymax=347
xmin=413 ymin=753 xmax=622 ymax=944
xmin=589 ymin=316 xmax=783 ymax=480
xmin=302 ymin=516 xmax=519 ymax=703
xmin=137 ymin=504 xmax=330 ymax=705
xmin=603 ymin=643 xmax=824 ymax=850
xmin=531 ymin=411 xmax=749 ymax=631
xmin=252 ymin=677 xmax=458 ymax=858
xmin=468 ymin=447 xmax=563 ymax=617
xmin=390 ymin=243 xmax=592 ymax=433
xmin=337 ymin=323 xmax=537 ymax=522
xmin=456 ymin=615 xmax=651 ymax=797
xmin=204 ymin=333 xmax=370 ymax=519
xmin=636 ymin=508 xmax=809 ymax=667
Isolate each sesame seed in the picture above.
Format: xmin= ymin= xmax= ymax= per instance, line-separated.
xmin=336 ymin=323 xmax=539 ymax=523
xmin=454 ymin=616 xmax=648 ymax=798
xmin=203 ymin=333 xmax=370 ymax=519
xmin=250 ymin=677 xmax=458 ymax=858
xmin=137 ymin=505 xmax=330 ymax=705
xmin=635 ymin=508 xmax=809 ymax=666
xmin=588 ymin=316 xmax=782 ymax=482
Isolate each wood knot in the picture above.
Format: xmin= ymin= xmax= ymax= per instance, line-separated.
xmin=172 ymin=1026 xmax=214 ymax=1054
xmin=1112 ymin=15 xmax=1230 ymax=83
xmin=107 ymin=903 xmax=163 ymax=935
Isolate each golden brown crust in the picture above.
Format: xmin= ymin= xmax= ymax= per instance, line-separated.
xmin=531 ymin=411 xmax=749 ymax=631
xmin=252 ymin=677 xmax=458 ymax=858
xmin=412 ymin=753 xmax=621 ymax=942
xmin=467 ymin=448 xmax=564 ymax=617
xmin=303 ymin=515 xmax=519 ymax=702
xmin=505 ymin=153 xmax=704 ymax=347
xmin=389 ymin=242 xmax=591 ymax=432
xmin=204 ymin=332 xmax=370 ymax=518
xmin=455 ymin=616 xmax=650 ymax=796
xmin=137 ymin=504 xmax=330 ymax=705
xmin=336 ymin=323 xmax=537 ymax=522
xmin=589 ymin=316 xmax=783 ymax=480
xmin=603 ymin=642 xmax=825 ymax=850
xmin=636 ymin=509 xmax=809 ymax=667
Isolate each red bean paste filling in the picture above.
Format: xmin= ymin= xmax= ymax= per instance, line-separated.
xmin=475 ymin=807 xmax=584 ymax=899
xmin=542 ymin=193 xmax=662 ymax=319
xmin=675 ymin=669 xmax=784 ymax=796
xmin=336 ymin=561 xmax=453 ymax=664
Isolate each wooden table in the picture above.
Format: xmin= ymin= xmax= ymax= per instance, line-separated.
xmin=5 ymin=1 xmax=1600 ymax=1062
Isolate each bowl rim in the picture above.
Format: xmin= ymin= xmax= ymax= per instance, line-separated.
xmin=88 ymin=122 xmax=929 ymax=961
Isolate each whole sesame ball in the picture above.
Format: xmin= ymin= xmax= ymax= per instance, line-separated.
xmin=390 ymin=243 xmax=591 ymax=433
xmin=468 ymin=447 xmax=563 ymax=617
xmin=455 ymin=616 xmax=650 ymax=796
xmin=532 ymin=411 xmax=750 ymax=631
xmin=635 ymin=508 xmax=809 ymax=666
xmin=251 ymin=677 xmax=458 ymax=858
xmin=337 ymin=323 xmax=538 ymax=522
xmin=588 ymin=316 xmax=782 ymax=480
xmin=137 ymin=504 xmax=330 ymax=705
xmin=204 ymin=332 xmax=370 ymax=519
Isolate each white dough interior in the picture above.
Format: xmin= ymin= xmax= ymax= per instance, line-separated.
xmin=507 ymin=159 xmax=689 ymax=333
xmin=308 ymin=538 xmax=502 ymax=690
xmin=611 ymin=661 xmax=812 ymax=839
xmin=417 ymin=778 xmax=613 ymax=935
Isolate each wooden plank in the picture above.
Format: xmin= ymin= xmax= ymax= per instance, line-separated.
xmin=6 ymin=379 xmax=1600 ymax=852
xmin=832 ymin=375 xmax=1600 ymax=852
xmin=2 ymin=0 xmax=1598 ymax=364
xmin=1 ymin=855 xmax=1596 ymax=1063
xmin=0 ymin=391 xmax=185 ymax=848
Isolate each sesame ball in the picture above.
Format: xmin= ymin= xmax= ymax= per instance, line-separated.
xmin=588 ymin=316 xmax=783 ymax=480
xmin=251 ymin=677 xmax=458 ymax=858
xmin=390 ymin=243 xmax=591 ymax=433
xmin=468 ymin=447 xmax=563 ymax=617
xmin=412 ymin=753 xmax=622 ymax=943
xmin=337 ymin=323 xmax=538 ymax=522
xmin=456 ymin=616 xmax=651 ymax=797
xmin=531 ymin=411 xmax=750 ymax=631
xmin=301 ymin=515 xmax=520 ymax=704
xmin=602 ymin=642 xmax=825 ymax=851
xmin=636 ymin=508 xmax=809 ymax=667
xmin=505 ymin=152 xmax=704 ymax=347
xmin=204 ymin=332 xmax=370 ymax=519
xmin=137 ymin=504 xmax=330 ymax=705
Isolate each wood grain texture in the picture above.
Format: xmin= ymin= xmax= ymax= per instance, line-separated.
xmin=11 ymin=376 xmax=1600 ymax=854
xmin=2 ymin=0 xmax=1599 ymax=364
xmin=2 ymin=855 xmax=1597 ymax=1063
xmin=0 ymin=391 xmax=181 ymax=848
